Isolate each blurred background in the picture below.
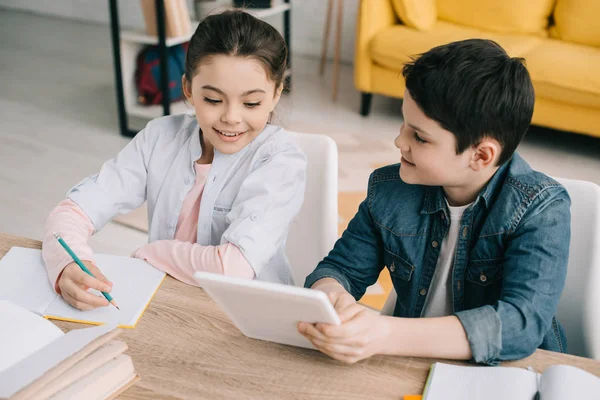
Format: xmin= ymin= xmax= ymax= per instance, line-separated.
xmin=0 ymin=0 xmax=598 ymax=308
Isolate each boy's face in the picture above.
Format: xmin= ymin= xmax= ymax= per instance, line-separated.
xmin=395 ymin=90 xmax=474 ymax=187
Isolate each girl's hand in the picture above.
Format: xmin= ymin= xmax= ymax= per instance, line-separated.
xmin=57 ymin=261 xmax=113 ymax=310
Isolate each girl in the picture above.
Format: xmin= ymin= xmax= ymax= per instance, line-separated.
xmin=42 ymin=10 xmax=306 ymax=311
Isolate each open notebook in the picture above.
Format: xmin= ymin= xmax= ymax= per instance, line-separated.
xmin=0 ymin=247 xmax=166 ymax=328
xmin=423 ymin=362 xmax=600 ymax=400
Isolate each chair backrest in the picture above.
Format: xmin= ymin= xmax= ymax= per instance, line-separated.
xmin=380 ymin=177 xmax=600 ymax=360
xmin=554 ymin=178 xmax=600 ymax=359
xmin=286 ymin=132 xmax=339 ymax=286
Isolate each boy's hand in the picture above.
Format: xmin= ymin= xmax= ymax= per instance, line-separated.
xmin=299 ymin=301 xmax=391 ymax=364
xmin=57 ymin=261 xmax=113 ymax=311
xmin=299 ymin=278 xmax=391 ymax=363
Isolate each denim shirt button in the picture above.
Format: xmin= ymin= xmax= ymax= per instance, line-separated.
xmin=480 ymin=273 xmax=487 ymax=283
xmin=389 ymin=262 xmax=396 ymax=272
xmin=431 ymin=241 xmax=439 ymax=248
xmin=420 ymin=288 xmax=427 ymax=296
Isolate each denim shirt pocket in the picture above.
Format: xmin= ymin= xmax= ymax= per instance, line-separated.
xmin=464 ymin=258 xmax=504 ymax=309
xmin=384 ymin=249 xmax=415 ymax=316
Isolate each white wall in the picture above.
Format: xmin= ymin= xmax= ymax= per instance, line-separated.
xmin=0 ymin=0 xmax=358 ymax=64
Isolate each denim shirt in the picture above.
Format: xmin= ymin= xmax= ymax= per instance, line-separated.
xmin=305 ymin=153 xmax=571 ymax=364
xmin=68 ymin=114 xmax=307 ymax=284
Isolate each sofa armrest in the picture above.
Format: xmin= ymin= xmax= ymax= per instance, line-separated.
xmin=354 ymin=0 xmax=398 ymax=92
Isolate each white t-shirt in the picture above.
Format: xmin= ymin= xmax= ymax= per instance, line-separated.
xmin=421 ymin=201 xmax=472 ymax=318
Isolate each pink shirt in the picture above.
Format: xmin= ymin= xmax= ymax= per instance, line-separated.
xmin=42 ymin=163 xmax=254 ymax=293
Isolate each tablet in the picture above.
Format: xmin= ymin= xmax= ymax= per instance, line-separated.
xmin=193 ymin=272 xmax=341 ymax=349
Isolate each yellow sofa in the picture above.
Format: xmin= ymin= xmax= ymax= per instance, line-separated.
xmin=355 ymin=0 xmax=600 ymax=138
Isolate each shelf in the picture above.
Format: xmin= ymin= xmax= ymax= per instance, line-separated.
xmin=246 ymin=4 xmax=291 ymax=19
xmin=120 ymin=4 xmax=291 ymax=47
xmin=127 ymin=100 xmax=194 ymax=119
xmin=120 ymin=30 xmax=191 ymax=46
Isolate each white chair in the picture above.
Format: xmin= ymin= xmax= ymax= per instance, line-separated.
xmin=380 ymin=178 xmax=600 ymax=360
xmin=554 ymin=178 xmax=600 ymax=359
xmin=286 ymin=132 xmax=339 ymax=287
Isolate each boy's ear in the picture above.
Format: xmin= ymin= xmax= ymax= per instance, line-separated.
xmin=470 ymin=138 xmax=501 ymax=171
xmin=182 ymin=75 xmax=193 ymax=105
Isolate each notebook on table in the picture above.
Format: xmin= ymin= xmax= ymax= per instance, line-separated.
xmin=0 ymin=247 xmax=166 ymax=328
xmin=422 ymin=362 xmax=600 ymax=400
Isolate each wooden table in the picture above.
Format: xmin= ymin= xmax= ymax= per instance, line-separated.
xmin=2 ymin=233 xmax=599 ymax=399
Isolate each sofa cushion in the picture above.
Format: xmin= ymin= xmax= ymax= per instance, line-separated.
xmin=525 ymin=39 xmax=600 ymax=109
xmin=370 ymin=21 xmax=542 ymax=71
xmin=436 ymin=0 xmax=553 ymax=36
xmin=551 ymin=0 xmax=600 ymax=47
xmin=390 ymin=0 xmax=437 ymax=32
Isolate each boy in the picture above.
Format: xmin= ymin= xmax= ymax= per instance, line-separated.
xmin=299 ymin=39 xmax=570 ymax=365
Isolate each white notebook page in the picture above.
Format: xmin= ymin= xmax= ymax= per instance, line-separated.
xmin=0 ymin=301 xmax=64 ymax=374
xmin=541 ymin=364 xmax=600 ymax=399
xmin=0 ymin=247 xmax=58 ymax=314
xmin=424 ymin=363 xmax=538 ymax=400
xmin=0 ymin=248 xmax=165 ymax=328
xmin=44 ymin=253 xmax=165 ymax=327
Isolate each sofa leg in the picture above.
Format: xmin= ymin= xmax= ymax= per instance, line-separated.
xmin=360 ymin=93 xmax=372 ymax=116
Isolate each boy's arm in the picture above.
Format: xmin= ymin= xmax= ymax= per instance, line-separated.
xmin=300 ymin=295 xmax=472 ymax=363
xmin=304 ymin=175 xmax=384 ymax=298
xmin=455 ymin=190 xmax=571 ymax=364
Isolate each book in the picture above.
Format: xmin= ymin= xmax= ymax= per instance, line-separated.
xmin=140 ymin=0 xmax=192 ymax=38
xmin=0 ymin=301 xmax=132 ymax=400
xmin=422 ymin=362 xmax=600 ymax=400
xmin=0 ymin=247 xmax=166 ymax=328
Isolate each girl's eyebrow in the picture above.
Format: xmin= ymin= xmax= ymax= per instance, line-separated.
xmin=201 ymin=85 xmax=266 ymax=96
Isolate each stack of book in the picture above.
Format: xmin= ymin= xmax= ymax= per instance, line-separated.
xmin=0 ymin=301 xmax=139 ymax=400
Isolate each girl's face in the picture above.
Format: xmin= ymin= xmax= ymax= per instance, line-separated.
xmin=183 ymin=55 xmax=282 ymax=156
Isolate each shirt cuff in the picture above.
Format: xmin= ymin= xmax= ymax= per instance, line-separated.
xmin=304 ymin=266 xmax=353 ymax=294
xmin=455 ymin=305 xmax=503 ymax=365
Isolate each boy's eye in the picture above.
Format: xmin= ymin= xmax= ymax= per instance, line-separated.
xmin=204 ymin=97 xmax=222 ymax=104
xmin=245 ymin=102 xmax=261 ymax=108
xmin=414 ymin=132 xmax=427 ymax=144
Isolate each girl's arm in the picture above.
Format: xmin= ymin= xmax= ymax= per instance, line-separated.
xmin=67 ymin=124 xmax=153 ymax=233
xmin=133 ymin=240 xmax=254 ymax=286
xmin=42 ymin=199 xmax=96 ymax=292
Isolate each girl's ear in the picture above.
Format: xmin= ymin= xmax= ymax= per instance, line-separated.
xmin=271 ymin=83 xmax=284 ymax=111
xmin=182 ymin=75 xmax=194 ymax=105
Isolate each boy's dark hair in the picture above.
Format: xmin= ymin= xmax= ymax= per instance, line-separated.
xmin=402 ymin=39 xmax=534 ymax=166
xmin=185 ymin=10 xmax=287 ymax=93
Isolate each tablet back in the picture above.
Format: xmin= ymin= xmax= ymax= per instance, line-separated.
xmin=193 ymin=272 xmax=341 ymax=349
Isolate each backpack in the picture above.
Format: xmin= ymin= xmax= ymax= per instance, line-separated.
xmin=135 ymin=42 xmax=189 ymax=105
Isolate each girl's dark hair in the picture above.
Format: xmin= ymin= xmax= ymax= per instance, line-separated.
xmin=403 ymin=39 xmax=535 ymax=166
xmin=184 ymin=10 xmax=288 ymax=92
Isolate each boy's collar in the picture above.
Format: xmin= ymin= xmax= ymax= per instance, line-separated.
xmin=420 ymin=153 xmax=520 ymax=215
